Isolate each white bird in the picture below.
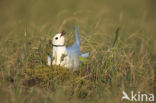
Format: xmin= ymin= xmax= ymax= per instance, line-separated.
xmin=47 ymin=26 xmax=89 ymax=70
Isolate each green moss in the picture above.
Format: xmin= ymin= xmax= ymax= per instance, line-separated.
xmin=22 ymin=66 xmax=73 ymax=87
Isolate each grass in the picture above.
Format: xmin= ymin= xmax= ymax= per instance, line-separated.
xmin=0 ymin=0 xmax=156 ymax=103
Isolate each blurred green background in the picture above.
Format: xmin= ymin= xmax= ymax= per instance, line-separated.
xmin=0 ymin=0 xmax=155 ymax=103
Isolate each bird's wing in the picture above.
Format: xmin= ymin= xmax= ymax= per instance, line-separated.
xmin=81 ymin=52 xmax=89 ymax=58
xmin=67 ymin=26 xmax=81 ymax=55
xmin=75 ymin=25 xmax=80 ymax=47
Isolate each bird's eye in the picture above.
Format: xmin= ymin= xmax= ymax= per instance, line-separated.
xmin=55 ymin=37 xmax=58 ymax=40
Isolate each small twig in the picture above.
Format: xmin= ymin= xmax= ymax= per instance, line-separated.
xmin=112 ymin=27 xmax=120 ymax=47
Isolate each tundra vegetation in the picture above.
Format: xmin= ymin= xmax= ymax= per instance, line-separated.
xmin=0 ymin=0 xmax=155 ymax=103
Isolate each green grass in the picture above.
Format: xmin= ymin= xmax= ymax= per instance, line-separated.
xmin=0 ymin=0 xmax=156 ymax=103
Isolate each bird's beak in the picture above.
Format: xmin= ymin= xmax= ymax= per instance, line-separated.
xmin=61 ymin=30 xmax=66 ymax=37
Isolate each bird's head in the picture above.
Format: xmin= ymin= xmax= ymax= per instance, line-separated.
xmin=52 ymin=30 xmax=65 ymax=46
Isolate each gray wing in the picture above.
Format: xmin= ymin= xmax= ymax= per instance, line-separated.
xmin=67 ymin=26 xmax=81 ymax=55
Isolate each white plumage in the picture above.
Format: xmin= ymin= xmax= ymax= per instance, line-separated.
xmin=47 ymin=26 xmax=89 ymax=70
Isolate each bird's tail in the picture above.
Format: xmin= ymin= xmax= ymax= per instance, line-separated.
xmin=47 ymin=56 xmax=51 ymax=66
xmin=75 ymin=26 xmax=80 ymax=46
xmin=81 ymin=52 xmax=89 ymax=58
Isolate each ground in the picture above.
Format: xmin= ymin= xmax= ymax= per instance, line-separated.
xmin=0 ymin=0 xmax=155 ymax=103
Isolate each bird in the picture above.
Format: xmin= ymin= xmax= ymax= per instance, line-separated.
xmin=47 ymin=26 xmax=89 ymax=70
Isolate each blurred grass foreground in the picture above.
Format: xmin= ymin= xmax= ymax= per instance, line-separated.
xmin=0 ymin=0 xmax=156 ymax=103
